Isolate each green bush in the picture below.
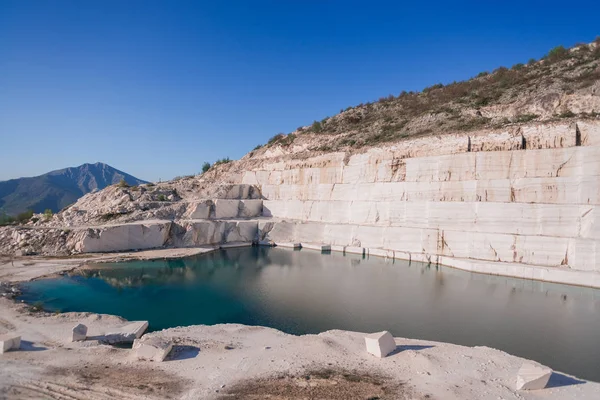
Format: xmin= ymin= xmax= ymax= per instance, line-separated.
xmin=514 ymin=114 xmax=539 ymax=123
xmin=15 ymin=210 xmax=33 ymax=224
xmin=214 ymin=157 xmax=231 ymax=165
xmin=268 ymin=133 xmax=285 ymax=145
xmin=157 ymin=194 xmax=166 ymax=201
xmin=43 ymin=209 xmax=53 ymax=219
xmin=311 ymin=120 xmax=323 ymax=133
xmin=545 ymin=46 xmax=569 ymax=63
xmin=202 ymin=162 xmax=211 ymax=173
xmin=0 ymin=211 xmax=14 ymax=226
xmin=117 ymin=178 xmax=129 ymax=188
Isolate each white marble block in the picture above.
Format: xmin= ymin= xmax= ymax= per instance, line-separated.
xmin=302 ymin=243 xmax=331 ymax=252
xmin=133 ymin=336 xmax=173 ymax=362
xmin=100 ymin=321 xmax=149 ymax=344
xmin=365 ymin=331 xmax=396 ymax=358
xmin=276 ymin=242 xmax=302 ymax=249
xmin=0 ymin=334 xmax=21 ymax=354
xmin=71 ymin=323 xmax=87 ymax=342
xmin=516 ymin=362 xmax=552 ymax=390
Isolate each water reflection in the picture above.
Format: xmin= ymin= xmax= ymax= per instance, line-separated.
xmin=20 ymin=247 xmax=600 ymax=382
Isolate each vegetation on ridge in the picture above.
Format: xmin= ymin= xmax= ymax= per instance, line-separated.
xmin=258 ymin=40 xmax=600 ymax=152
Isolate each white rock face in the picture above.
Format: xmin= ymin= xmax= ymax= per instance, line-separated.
xmin=250 ymin=121 xmax=600 ymax=278
xmin=516 ymin=362 xmax=552 ymax=390
xmin=0 ymin=334 xmax=21 ymax=354
xmin=71 ymin=323 xmax=87 ymax=342
xmin=76 ymin=221 xmax=171 ymax=253
xmin=365 ymin=331 xmax=396 ymax=358
xmin=132 ymin=336 xmax=173 ymax=362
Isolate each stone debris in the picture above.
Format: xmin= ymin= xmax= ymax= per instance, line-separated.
xmin=365 ymin=331 xmax=396 ymax=358
xmin=71 ymin=323 xmax=87 ymax=342
xmin=99 ymin=321 xmax=148 ymax=344
xmin=0 ymin=334 xmax=21 ymax=354
xmin=132 ymin=336 xmax=173 ymax=362
xmin=516 ymin=362 xmax=552 ymax=390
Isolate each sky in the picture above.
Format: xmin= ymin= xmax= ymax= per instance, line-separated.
xmin=1 ymin=0 xmax=599 ymax=182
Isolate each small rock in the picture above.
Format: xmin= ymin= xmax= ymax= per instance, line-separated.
xmin=516 ymin=362 xmax=552 ymax=390
xmin=71 ymin=323 xmax=88 ymax=342
xmin=364 ymin=331 xmax=396 ymax=358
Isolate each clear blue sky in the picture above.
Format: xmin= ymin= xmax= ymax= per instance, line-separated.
xmin=1 ymin=0 xmax=599 ymax=182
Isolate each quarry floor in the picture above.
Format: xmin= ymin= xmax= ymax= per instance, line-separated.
xmin=1 ymin=249 xmax=600 ymax=399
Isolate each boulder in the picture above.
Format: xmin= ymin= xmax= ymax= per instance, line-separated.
xmin=365 ymin=331 xmax=396 ymax=358
xmin=516 ymin=362 xmax=552 ymax=390
xmin=132 ymin=336 xmax=173 ymax=362
xmin=71 ymin=323 xmax=87 ymax=342
xmin=0 ymin=334 xmax=21 ymax=354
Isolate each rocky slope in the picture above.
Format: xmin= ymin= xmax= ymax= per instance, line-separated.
xmin=0 ymin=162 xmax=148 ymax=216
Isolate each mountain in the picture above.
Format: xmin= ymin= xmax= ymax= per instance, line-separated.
xmin=0 ymin=162 xmax=148 ymax=215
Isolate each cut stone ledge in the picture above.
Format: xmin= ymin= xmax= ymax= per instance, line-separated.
xmin=219 ymin=242 xmax=252 ymax=249
xmin=132 ymin=336 xmax=173 ymax=362
xmin=275 ymin=242 xmax=302 ymax=249
xmin=516 ymin=362 xmax=552 ymax=390
xmin=302 ymin=243 xmax=331 ymax=252
xmin=0 ymin=334 xmax=21 ymax=354
xmin=71 ymin=323 xmax=87 ymax=342
xmin=365 ymin=331 xmax=396 ymax=358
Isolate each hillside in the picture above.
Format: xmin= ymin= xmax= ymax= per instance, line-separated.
xmin=0 ymin=162 xmax=147 ymax=216
xmin=253 ymin=41 xmax=600 ymax=158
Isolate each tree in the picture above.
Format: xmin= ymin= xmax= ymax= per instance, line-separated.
xmin=43 ymin=209 xmax=53 ymax=220
xmin=202 ymin=162 xmax=211 ymax=173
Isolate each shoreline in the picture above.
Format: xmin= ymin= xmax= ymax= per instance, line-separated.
xmin=1 ymin=295 xmax=599 ymax=399
xmin=2 ymin=248 xmax=600 ymax=399
xmin=3 ymin=242 xmax=600 ymax=289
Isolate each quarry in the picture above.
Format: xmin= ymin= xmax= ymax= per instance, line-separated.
xmin=1 ymin=42 xmax=600 ymax=399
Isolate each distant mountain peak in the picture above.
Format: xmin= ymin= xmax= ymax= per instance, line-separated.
xmin=0 ymin=163 xmax=148 ymax=216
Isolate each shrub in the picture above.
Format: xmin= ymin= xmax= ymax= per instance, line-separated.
xmin=215 ymin=157 xmax=231 ymax=165
xmin=202 ymin=162 xmax=211 ymax=173
xmin=528 ymin=58 xmax=536 ymax=65
xmin=476 ymin=71 xmax=489 ymax=78
xmin=268 ymin=133 xmax=285 ymax=145
xmin=423 ymin=83 xmax=444 ymax=92
xmin=0 ymin=211 xmax=14 ymax=226
xmin=43 ymin=209 xmax=53 ymax=219
xmin=512 ymin=63 xmax=524 ymax=70
xmin=15 ymin=210 xmax=33 ymax=224
xmin=117 ymin=178 xmax=129 ymax=188
xmin=157 ymin=194 xmax=166 ymax=201
xmin=557 ymin=110 xmax=576 ymax=118
xmin=311 ymin=120 xmax=323 ymax=133
xmin=514 ymin=114 xmax=539 ymax=123
xmin=253 ymin=144 xmax=263 ymax=151
xmin=545 ymin=46 xmax=569 ymax=63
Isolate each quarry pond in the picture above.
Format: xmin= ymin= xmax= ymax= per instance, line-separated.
xmin=19 ymin=247 xmax=600 ymax=382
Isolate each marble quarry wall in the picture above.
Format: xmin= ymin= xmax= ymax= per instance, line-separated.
xmin=242 ymin=121 xmax=600 ymax=275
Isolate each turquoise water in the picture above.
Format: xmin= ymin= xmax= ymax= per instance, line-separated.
xmin=19 ymin=247 xmax=600 ymax=381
